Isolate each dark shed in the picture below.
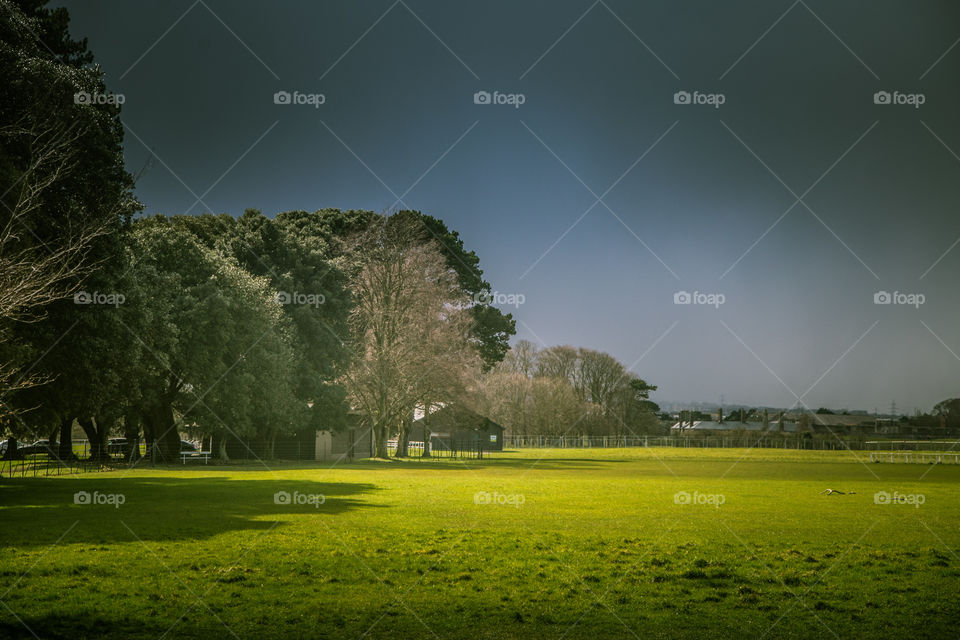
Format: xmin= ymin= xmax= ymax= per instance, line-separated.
xmin=411 ymin=405 xmax=505 ymax=452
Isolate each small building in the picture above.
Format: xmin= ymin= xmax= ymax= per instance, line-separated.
xmin=217 ymin=414 xmax=373 ymax=462
xmin=411 ymin=405 xmax=505 ymax=452
xmin=314 ymin=423 xmax=373 ymax=461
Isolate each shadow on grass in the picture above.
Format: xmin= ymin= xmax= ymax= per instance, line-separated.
xmin=355 ymin=455 xmax=633 ymax=471
xmin=0 ymin=613 xmax=173 ymax=640
xmin=136 ymin=455 xmax=628 ymax=471
xmin=0 ymin=476 xmax=382 ymax=547
xmin=148 ymin=458 xmax=636 ymax=473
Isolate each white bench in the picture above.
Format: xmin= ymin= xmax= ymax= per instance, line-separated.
xmin=180 ymin=451 xmax=211 ymax=464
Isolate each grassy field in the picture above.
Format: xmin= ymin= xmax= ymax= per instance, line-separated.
xmin=1 ymin=447 xmax=957 ymax=639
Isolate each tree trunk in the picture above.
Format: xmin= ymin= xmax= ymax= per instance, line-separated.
xmin=3 ymin=436 xmax=20 ymax=460
xmin=266 ymin=427 xmax=277 ymax=459
xmin=144 ymin=402 xmax=180 ymax=463
xmin=395 ymin=417 xmax=410 ymax=458
xmin=143 ymin=420 xmax=155 ymax=462
xmin=57 ymin=417 xmax=74 ymax=460
xmin=123 ymin=411 xmax=141 ymax=462
xmin=421 ymin=404 xmax=431 ymax=458
xmin=217 ymin=437 xmax=230 ymax=462
xmin=373 ymin=423 xmax=389 ymax=459
xmin=80 ymin=417 xmax=109 ymax=462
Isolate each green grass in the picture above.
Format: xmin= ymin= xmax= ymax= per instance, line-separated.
xmin=1 ymin=448 xmax=958 ymax=639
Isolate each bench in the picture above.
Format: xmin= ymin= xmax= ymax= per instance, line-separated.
xmin=180 ymin=451 xmax=211 ymax=464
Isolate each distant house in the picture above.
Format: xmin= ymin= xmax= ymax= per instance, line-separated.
xmin=411 ymin=405 xmax=504 ymax=452
xmin=784 ymin=413 xmax=873 ymax=429
xmin=670 ymin=420 xmax=798 ymax=433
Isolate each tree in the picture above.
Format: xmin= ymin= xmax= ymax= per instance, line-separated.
xmin=391 ymin=210 xmax=516 ymax=370
xmin=932 ymin=398 xmax=960 ymax=429
xmin=276 ymin=208 xmax=516 ymax=371
xmin=0 ymin=0 xmax=138 ymax=443
xmin=127 ymin=224 xmax=296 ymax=462
xmin=501 ymin=339 xmax=539 ymax=377
xmin=342 ymin=216 xmax=479 ymax=458
xmin=485 ymin=342 xmax=659 ymax=438
xmin=0 ymin=0 xmax=137 ymax=324
xmin=141 ymin=211 xmax=353 ymax=438
xmin=229 ymin=210 xmax=351 ymax=434
xmin=529 ymin=376 xmax=584 ymax=436
xmin=477 ymin=370 xmax=533 ymax=437
xmin=535 ymin=345 xmax=578 ymax=380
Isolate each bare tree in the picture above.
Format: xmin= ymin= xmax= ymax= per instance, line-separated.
xmin=483 ymin=342 xmax=660 ymax=438
xmin=535 ymin=345 xmax=578 ymax=380
xmin=0 ymin=119 xmax=111 ymax=325
xmin=478 ymin=370 xmax=533 ymax=436
xmin=499 ymin=339 xmax=538 ymax=377
xmin=342 ymin=217 xmax=479 ymax=458
xmin=0 ymin=119 xmax=119 ymax=415
xmin=529 ymin=376 xmax=584 ymax=436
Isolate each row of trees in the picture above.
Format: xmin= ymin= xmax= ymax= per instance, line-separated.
xmin=475 ymin=341 xmax=661 ymax=437
xmin=2 ymin=201 xmax=515 ymax=461
xmin=0 ymin=0 xmax=515 ymax=461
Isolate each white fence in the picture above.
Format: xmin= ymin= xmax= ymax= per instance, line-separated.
xmin=869 ymin=451 xmax=960 ymax=464
xmin=865 ymin=440 xmax=960 ymax=452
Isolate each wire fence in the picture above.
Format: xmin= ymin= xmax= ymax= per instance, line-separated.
xmin=0 ymin=457 xmax=102 ymax=479
xmin=503 ymin=434 xmax=912 ymax=451
xmin=387 ymin=441 xmax=489 ymax=459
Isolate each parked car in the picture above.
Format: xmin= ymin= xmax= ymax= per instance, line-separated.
xmin=18 ymin=439 xmax=55 ymax=456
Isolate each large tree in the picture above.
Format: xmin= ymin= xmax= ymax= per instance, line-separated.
xmin=138 ymin=211 xmax=353 ymax=438
xmin=343 ymin=216 xmax=479 ymax=458
xmin=126 ymin=224 xmax=297 ymax=461
xmin=274 ymin=208 xmax=516 ymax=371
xmin=0 ymin=0 xmax=138 ymax=440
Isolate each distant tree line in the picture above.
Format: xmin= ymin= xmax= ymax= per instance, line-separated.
xmin=475 ymin=340 xmax=661 ymax=437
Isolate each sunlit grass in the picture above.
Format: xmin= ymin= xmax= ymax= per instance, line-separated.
xmin=1 ymin=448 xmax=957 ymax=639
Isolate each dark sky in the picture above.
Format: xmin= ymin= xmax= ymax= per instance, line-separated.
xmin=58 ymin=0 xmax=960 ymax=413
